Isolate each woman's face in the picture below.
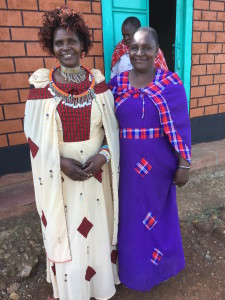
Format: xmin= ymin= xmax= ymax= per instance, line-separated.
xmin=53 ymin=27 xmax=83 ymax=68
xmin=129 ymin=30 xmax=159 ymax=73
xmin=122 ymin=23 xmax=137 ymax=47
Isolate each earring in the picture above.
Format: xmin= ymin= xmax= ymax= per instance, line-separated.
xmin=81 ymin=51 xmax=85 ymax=58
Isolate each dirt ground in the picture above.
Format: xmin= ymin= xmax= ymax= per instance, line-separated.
xmin=0 ymin=164 xmax=225 ymax=300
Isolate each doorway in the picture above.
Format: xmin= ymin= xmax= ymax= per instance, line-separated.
xmin=149 ymin=0 xmax=176 ymax=72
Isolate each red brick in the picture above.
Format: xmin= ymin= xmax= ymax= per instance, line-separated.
xmin=26 ymin=42 xmax=48 ymax=56
xmin=221 ymin=64 xmax=225 ymax=73
xmin=8 ymin=132 xmax=27 ymax=146
xmin=193 ymin=21 xmax=208 ymax=31
xmin=89 ymin=43 xmax=103 ymax=56
xmin=209 ymin=22 xmax=223 ymax=31
xmin=67 ymin=1 xmax=91 ymax=13
xmin=207 ymin=64 xmax=220 ymax=74
xmin=202 ymin=11 xmax=216 ymax=21
xmin=0 ymin=10 xmax=22 ymax=26
xmin=84 ymin=14 xmax=102 ymax=29
xmin=15 ymin=58 xmax=44 ymax=72
xmin=193 ymin=10 xmax=201 ymax=20
xmin=0 ymin=28 xmax=10 ymax=40
xmin=190 ymin=107 xmax=205 ymax=118
xmin=0 ymin=74 xmax=29 ymax=89
xmin=213 ymin=95 xmax=225 ymax=104
xmin=199 ymin=75 xmax=213 ymax=85
xmin=201 ymin=32 xmax=215 ymax=42
xmin=192 ymin=32 xmax=200 ymax=42
xmin=0 ymin=119 xmax=23 ymax=134
xmin=0 ymin=90 xmax=19 ymax=104
xmin=44 ymin=57 xmax=58 ymax=70
xmin=208 ymin=43 xmax=222 ymax=53
xmin=191 ymin=86 xmax=205 ymax=98
xmin=0 ymin=106 xmax=3 ymax=120
xmin=19 ymin=89 xmax=29 ymax=103
xmin=192 ymin=43 xmax=207 ymax=54
xmin=191 ymin=76 xmax=199 ymax=87
xmin=215 ymin=54 xmax=225 ymax=63
xmin=4 ymin=103 xmax=25 ymax=120
xmin=217 ymin=12 xmax=225 ymax=21
xmin=0 ymin=135 xmax=8 ymax=147
xmin=222 ymin=44 xmax=225 ymax=53
xmin=206 ymin=85 xmax=219 ymax=96
xmin=95 ymin=57 xmax=104 ymax=74
xmin=93 ymin=30 xmax=102 ymax=42
xmin=0 ymin=59 xmax=14 ymax=73
xmin=23 ymin=11 xmax=43 ymax=27
xmin=200 ymin=54 xmax=214 ymax=64
xmin=0 ymin=43 xmax=25 ymax=57
xmin=92 ymin=2 xmax=101 ymax=14
xmin=198 ymin=97 xmax=212 ymax=107
xmin=11 ymin=28 xmax=39 ymax=41
xmin=210 ymin=1 xmax=224 ymax=11
xmin=219 ymin=104 xmax=225 ymax=113
xmin=194 ymin=0 xmax=209 ymax=10
xmin=192 ymin=55 xmax=200 ymax=65
xmin=0 ymin=0 xmax=6 ymax=8
xmin=191 ymin=65 xmax=206 ymax=76
xmin=220 ymin=84 xmax=225 ymax=94
xmin=38 ymin=0 xmax=65 ymax=10
xmin=81 ymin=56 xmax=94 ymax=69
xmin=214 ymin=74 xmax=225 ymax=84
xmin=216 ymin=32 xmax=225 ymax=42
xmin=7 ymin=0 xmax=38 ymax=10
xmin=190 ymin=98 xmax=198 ymax=108
xmin=205 ymin=105 xmax=218 ymax=115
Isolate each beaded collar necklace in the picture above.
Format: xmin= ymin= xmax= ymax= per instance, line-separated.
xmin=48 ymin=65 xmax=96 ymax=109
xmin=59 ymin=65 xmax=86 ymax=83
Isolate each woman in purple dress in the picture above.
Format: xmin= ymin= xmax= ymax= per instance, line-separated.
xmin=109 ymin=27 xmax=191 ymax=291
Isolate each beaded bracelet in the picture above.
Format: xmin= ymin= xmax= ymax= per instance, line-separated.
xmin=178 ymin=165 xmax=190 ymax=170
xmin=99 ymin=149 xmax=111 ymax=163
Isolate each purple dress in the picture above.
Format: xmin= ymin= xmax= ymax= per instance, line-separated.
xmin=109 ymin=69 xmax=191 ymax=291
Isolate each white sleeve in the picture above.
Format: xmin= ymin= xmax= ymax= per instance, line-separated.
xmin=110 ymin=61 xmax=119 ymax=79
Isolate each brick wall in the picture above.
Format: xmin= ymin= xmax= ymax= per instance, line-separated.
xmin=190 ymin=0 xmax=225 ymax=118
xmin=0 ymin=0 xmax=103 ymax=148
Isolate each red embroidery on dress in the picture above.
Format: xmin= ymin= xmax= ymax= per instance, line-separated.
xmin=111 ymin=250 xmax=118 ymax=264
xmin=28 ymin=137 xmax=39 ymax=158
xmin=85 ymin=266 xmax=96 ymax=281
xmin=77 ymin=217 xmax=93 ymax=238
xmin=41 ymin=210 xmax=47 ymax=227
xmin=51 ymin=264 xmax=56 ymax=276
xmin=94 ymin=169 xmax=103 ymax=183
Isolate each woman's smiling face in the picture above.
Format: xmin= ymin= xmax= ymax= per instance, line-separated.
xmin=129 ymin=30 xmax=159 ymax=73
xmin=53 ymin=27 xmax=83 ymax=68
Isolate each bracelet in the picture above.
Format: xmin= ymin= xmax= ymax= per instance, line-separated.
xmin=99 ymin=149 xmax=111 ymax=163
xmin=178 ymin=165 xmax=190 ymax=170
xmin=100 ymin=145 xmax=109 ymax=150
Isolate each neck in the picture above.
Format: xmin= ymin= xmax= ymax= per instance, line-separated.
xmin=130 ymin=66 xmax=156 ymax=88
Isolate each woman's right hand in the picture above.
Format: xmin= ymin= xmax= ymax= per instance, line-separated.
xmin=60 ymin=157 xmax=89 ymax=181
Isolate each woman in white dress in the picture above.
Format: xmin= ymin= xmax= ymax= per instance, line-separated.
xmin=24 ymin=7 xmax=120 ymax=300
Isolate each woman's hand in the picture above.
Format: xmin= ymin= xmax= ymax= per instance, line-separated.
xmin=173 ymin=168 xmax=190 ymax=187
xmin=61 ymin=157 xmax=89 ymax=181
xmin=83 ymin=154 xmax=107 ymax=176
xmin=173 ymin=154 xmax=190 ymax=187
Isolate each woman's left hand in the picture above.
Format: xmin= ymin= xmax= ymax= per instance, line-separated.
xmin=83 ymin=154 xmax=107 ymax=177
xmin=173 ymin=168 xmax=190 ymax=187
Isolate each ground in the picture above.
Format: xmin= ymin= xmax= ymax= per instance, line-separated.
xmin=0 ymin=164 xmax=225 ymax=300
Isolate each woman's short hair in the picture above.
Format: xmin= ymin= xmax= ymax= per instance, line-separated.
xmin=38 ymin=7 xmax=92 ymax=56
xmin=122 ymin=16 xmax=141 ymax=29
xmin=136 ymin=26 xmax=158 ymax=45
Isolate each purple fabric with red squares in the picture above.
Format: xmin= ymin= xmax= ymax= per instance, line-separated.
xmin=109 ymin=68 xmax=190 ymax=291
xmin=134 ymin=158 xmax=152 ymax=177
xmin=28 ymin=137 xmax=39 ymax=158
xmin=77 ymin=217 xmax=93 ymax=238
xmin=120 ymin=127 xmax=164 ymax=139
xmin=85 ymin=266 xmax=96 ymax=281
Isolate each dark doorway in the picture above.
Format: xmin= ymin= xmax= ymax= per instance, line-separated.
xmin=149 ymin=0 xmax=176 ymax=71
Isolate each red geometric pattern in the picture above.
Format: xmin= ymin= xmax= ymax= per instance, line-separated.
xmin=94 ymin=169 xmax=103 ymax=183
xmin=51 ymin=264 xmax=56 ymax=276
xmin=85 ymin=266 xmax=96 ymax=281
xmin=28 ymin=137 xmax=39 ymax=158
xmin=77 ymin=217 xmax=93 ymax=238
xmin=111 ymin=250 xmax=118 ymax=264
xmin=120 ymin=128 xmax=164 ymax=139
xmin=143 ymin=212 xmax=158 ymax=230
xmin=134 ymin=158 xmax=152 ymax=178
xmin=41 ymin=210 xmax=47 ymax=227
xmin=151 ymin=248 xmax=163 ymax=266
